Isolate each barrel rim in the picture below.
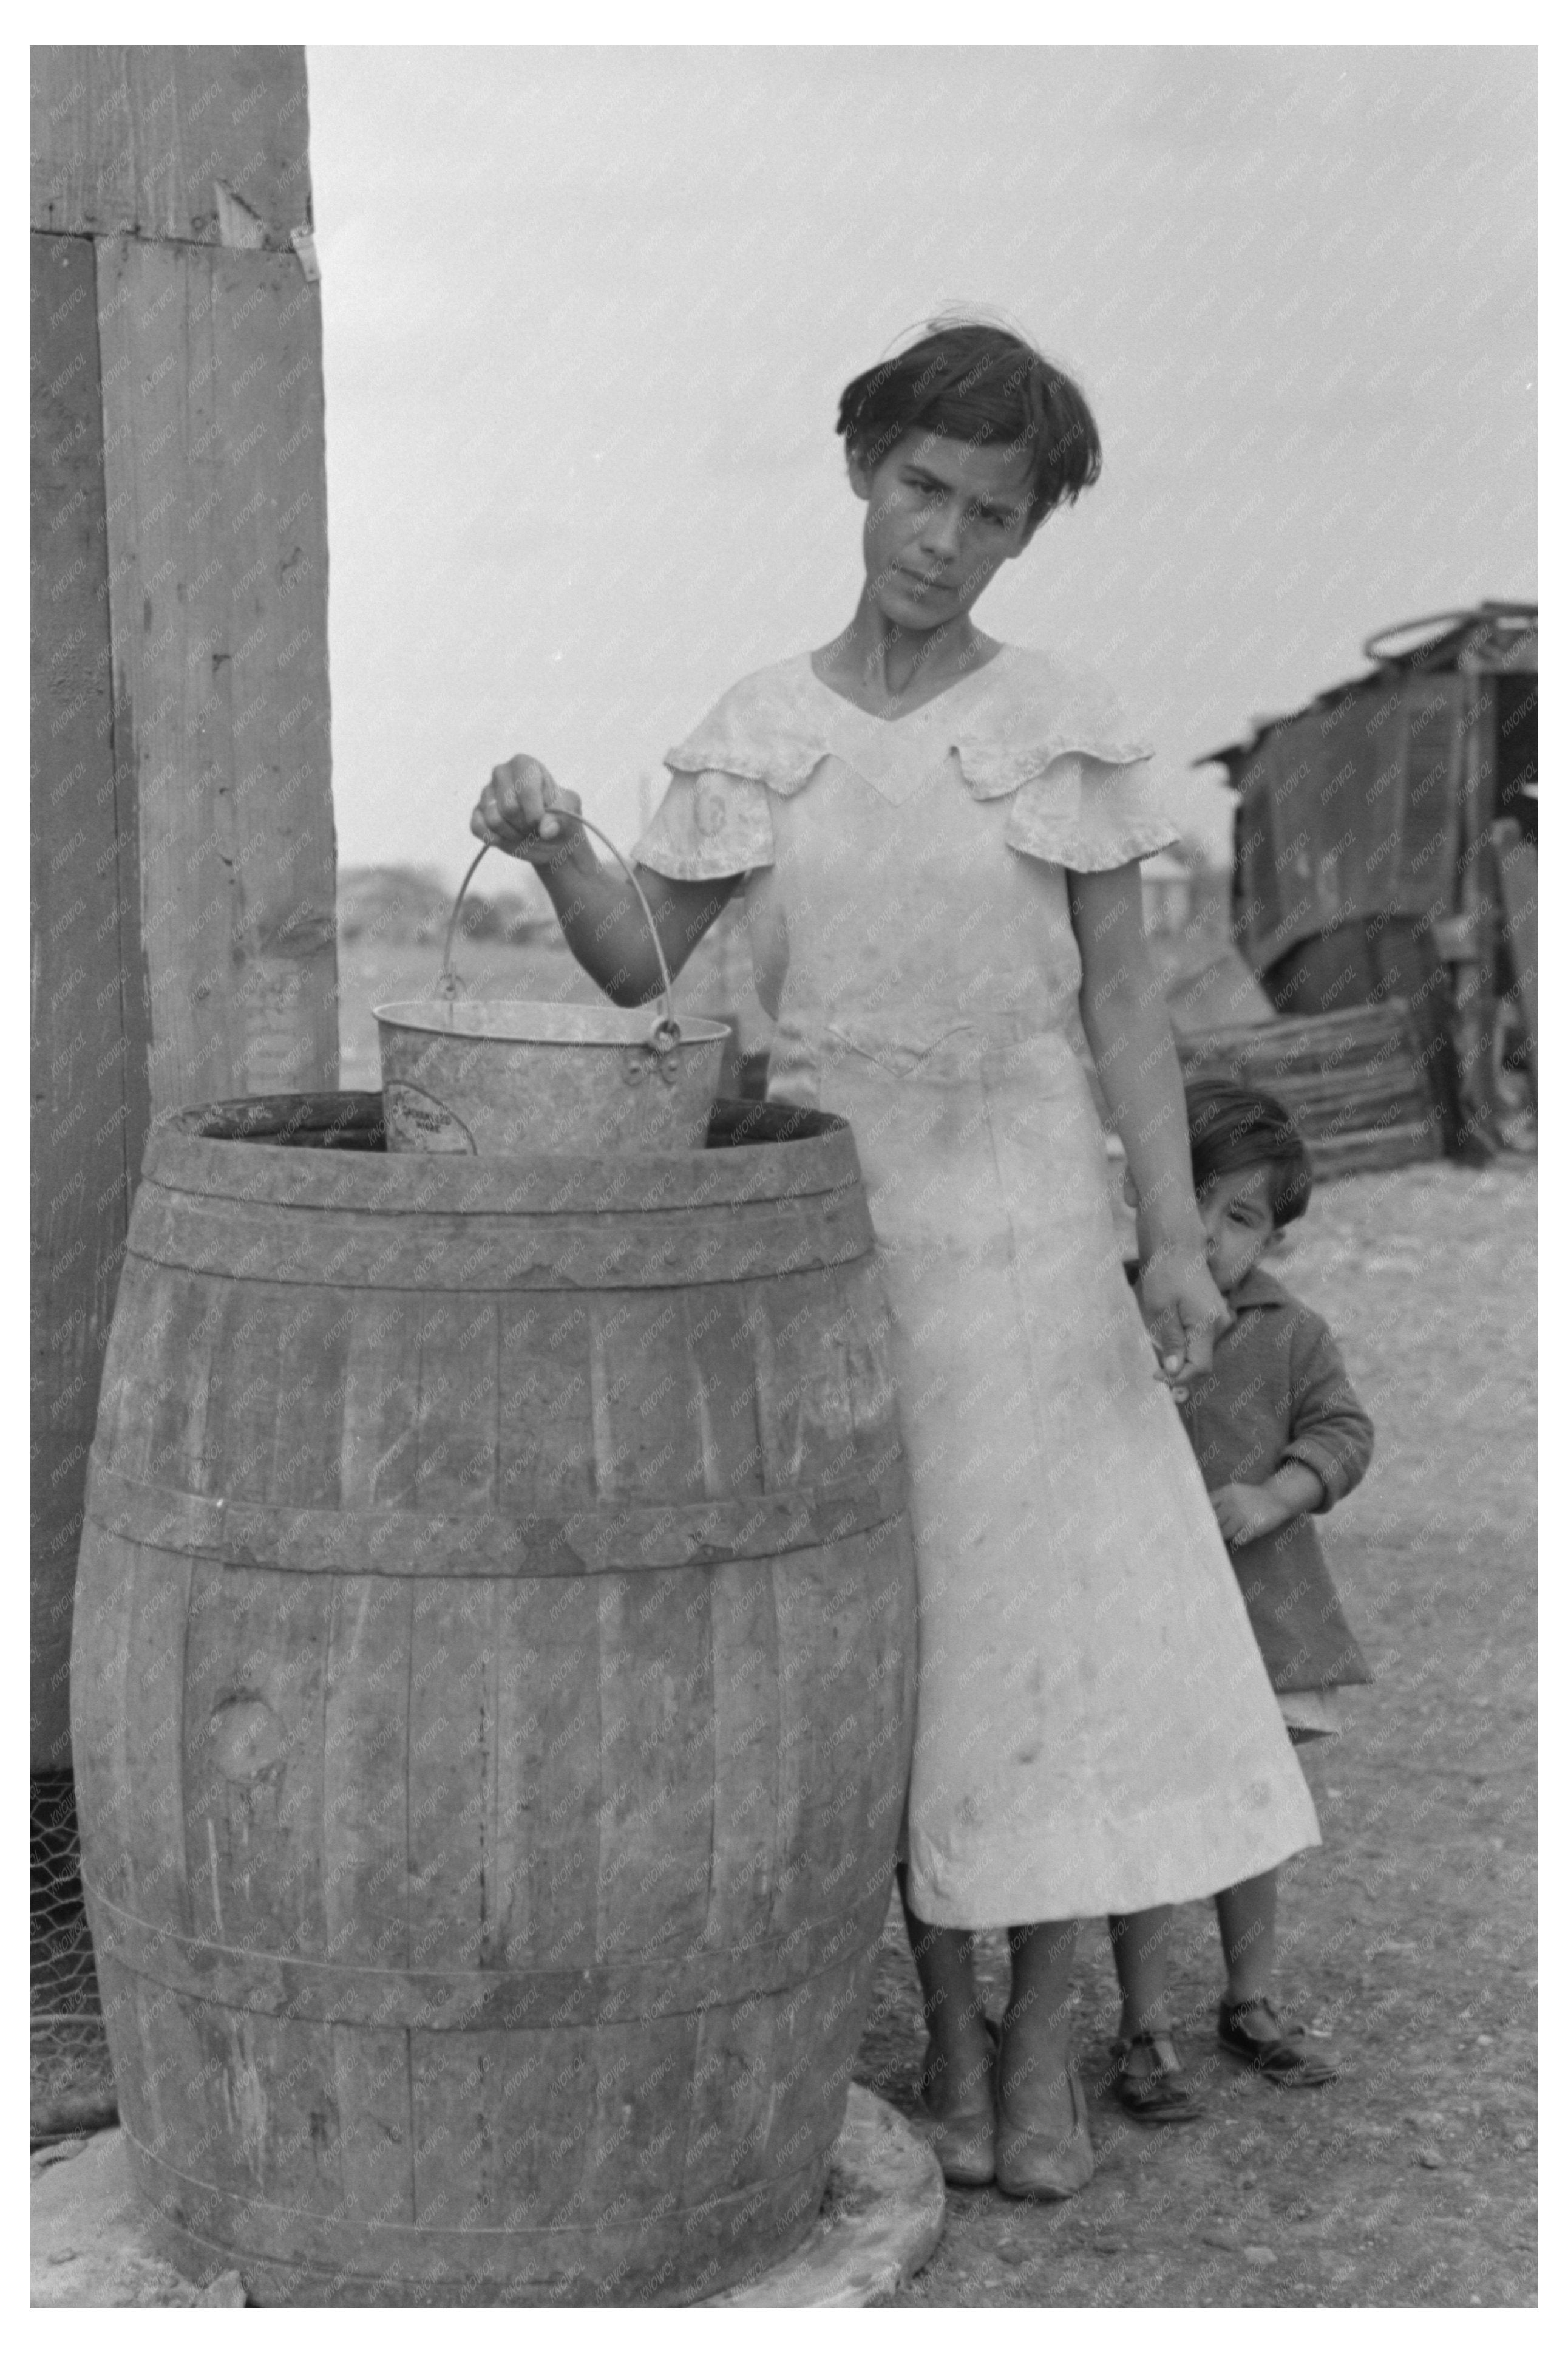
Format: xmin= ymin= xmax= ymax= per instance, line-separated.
xmin=144 ymin=1093 xmax=863 ymax=1211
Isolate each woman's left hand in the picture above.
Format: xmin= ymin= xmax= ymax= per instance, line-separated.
xmin=1136 ymin=1241 xmax=1232 ymax=1389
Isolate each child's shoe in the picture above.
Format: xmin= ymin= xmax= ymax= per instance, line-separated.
xmin=1108 ymin=2027 xmax=1207 ymax=2123
xmin=1217 ymin=1995 xmax=1338 ymax=2086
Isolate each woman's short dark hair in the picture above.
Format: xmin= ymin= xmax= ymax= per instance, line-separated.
xmin=835 ymin=319 xmax=1102 ymax=530
xmin=1186 ymin=1078 xmax=1314 ymax=1228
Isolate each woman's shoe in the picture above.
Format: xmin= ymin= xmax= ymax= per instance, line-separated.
xmin=912 ymin=2021 xmax=997 ymax=2187
xmin=1109 ymin=2028 xmax=1207 ymax=2124
xmin=995 ymin=2062 xmax=1095 ymax=2201
xmin=1217 ymin=1995 xmax=1339 ymax=2087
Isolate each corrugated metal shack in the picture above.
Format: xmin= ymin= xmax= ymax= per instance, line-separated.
xmin=1200 ymin=602 xmax=1538 ymax=1157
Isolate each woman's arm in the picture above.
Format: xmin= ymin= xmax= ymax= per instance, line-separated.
xmin=1067 ymin=860 xmax=1230 ymax=1377
xmin=473 ymin=755 xmax=739 ymax=1004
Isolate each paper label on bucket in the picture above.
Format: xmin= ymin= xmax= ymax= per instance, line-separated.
xmin=382 ymin=1081 xmax=478 ymax=1154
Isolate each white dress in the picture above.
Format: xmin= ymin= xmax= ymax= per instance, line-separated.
xmin=635 ymin=647 xmax=1321 ymax=1927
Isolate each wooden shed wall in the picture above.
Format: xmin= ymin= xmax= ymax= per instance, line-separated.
xmin=1231 ymin=675 xmax=1465 ymax=977
xmin=30 ymin=46 xmax=338 ymax=1768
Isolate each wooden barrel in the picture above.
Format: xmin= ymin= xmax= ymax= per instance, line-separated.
xmin=70 ymin=1094 xmax=915 ymax=2306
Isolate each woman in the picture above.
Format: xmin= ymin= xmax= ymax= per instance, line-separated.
xmin=471 ymin=319 xmax=1320 ymax=2199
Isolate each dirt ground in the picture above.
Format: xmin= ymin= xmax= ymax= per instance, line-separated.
xmin=334 ymin=941 xmax=1536 ymax=2307
xmin=855 ymin=1156 xmax=1538 ymax=2309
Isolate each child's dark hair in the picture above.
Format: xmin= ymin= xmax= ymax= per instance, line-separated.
xmin=1186 ymin=1077 xmax=1314 ymax=1228
xmin=835 ymin=318 xmax=1101 ymax=531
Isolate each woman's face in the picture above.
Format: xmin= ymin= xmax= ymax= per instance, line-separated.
xmin=849 ymin=431 xmax=1036 ymax=633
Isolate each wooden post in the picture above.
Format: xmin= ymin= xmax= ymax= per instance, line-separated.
xmin=1446 ymin=667 xmax=1504 ymax=1151
xmin=30 ymin=46 xmax=338 ymax=1769
xmin=1491 ymin=816 xmax=1538 ymax=1106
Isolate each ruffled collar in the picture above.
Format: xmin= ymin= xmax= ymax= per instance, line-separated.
xmin=665 ymin=647 xmax=1152 ymax=806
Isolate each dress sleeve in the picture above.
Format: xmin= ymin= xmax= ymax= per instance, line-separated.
xmin=631 ymin=769 xmax=775 ymax=883
xmin=1003 ymin=752 xmax=1180 ymax=873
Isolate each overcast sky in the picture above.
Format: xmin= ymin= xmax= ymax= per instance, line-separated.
xmin=306 ymin=44 xmax=1536 ymax=884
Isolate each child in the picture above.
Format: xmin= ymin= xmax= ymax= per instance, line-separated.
xmin=1177 ymin=1077 xmax=1374 ymax=2087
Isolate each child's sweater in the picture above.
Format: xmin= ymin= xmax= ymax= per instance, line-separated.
xmin=1177 ymin=1266 xmax=1374 ymax=1693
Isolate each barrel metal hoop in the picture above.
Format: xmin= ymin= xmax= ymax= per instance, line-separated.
xmin=86 ymin=1879 xmax=888 ymax=2031
xmin=84 ymin=1457 xmax=911 ymax=1576
xmin=124 ymin=1186 xmax=876 ymax=1290
xmin=126 ymin=2134 xmax=836 ymax=2297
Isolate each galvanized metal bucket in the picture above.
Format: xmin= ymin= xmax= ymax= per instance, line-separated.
xmin=375 ymin=831 xmax=730 ymax=1157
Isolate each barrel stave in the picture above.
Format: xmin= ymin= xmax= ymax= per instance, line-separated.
xmin=766 ymin=1525 xmax=914 ymax=1939
xmin=322 ymin=1573 xmax=415 ymax=1969
xmin=512 ymin=1576 xmax=602 ymax=1970
xmin=182 ymin=1558 xmax=331 ymax=1958
xmin=497 ymin=1294 xmax=598 ymax=1517
xmin=265 ymin=1286 xmax=355 ymax=1508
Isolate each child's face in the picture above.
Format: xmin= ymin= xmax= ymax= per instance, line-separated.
xmin=1197 ymin=1164 xmax=1278 ymax=1295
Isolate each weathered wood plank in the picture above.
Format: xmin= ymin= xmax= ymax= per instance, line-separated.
xmin=589 ymin=1290 xmax=708 ymax=1500
xmin=32 ymin=46 xmax=312 ymax=245
xmin=1176 ymin=1000 xmax=1424 ymax=1071
xmin=750 ymin=1269 xmax=858 ymax=1488
xmin=490 ymin=1578 xmax=543 ymax=1968
xmin=683 ymin=1989 xmax=781 ymax=2204
xmin=333 ymin=2026 xmax=414 ymax=2227
xmin=413 ymin=1293 xmax=500 ymax=1514
xmin=1304 ymin=1121 xmax=1445 ymax=1179
xmin=768 ymin=1536 xmax=900 ymax=1939
xmin=410 ymin=2024 xmax=587 ymax=2231
xmin=322 ymin=1577 xmax=413 ymax=1971
xmin=198 ymin=2000 xmax=345 ymax=2213
xmin=30 ymin=229 xmax=146 ymax=1766
xmin=182 ymin=1268 xmax=280 ymax=1502
xmin=112 ymin=1541 xmax=193 ymax=1936
xmin=682 ymin=1285 xmax=766 ymax=1499
xmin=139 ymin=1269 xmax=219 ymax=1494
xmin=593 ymin=1570 xmax=714 ymax=1957
xmin=705 ymin=1561 xmax=781 ymax=1941
xmin=337 ymin=1295 xmax=424 ymax=1513
xmin=497 ymin=1297 xmax=597 ymax=1517
xmin=268 ymin=1284 xmax=354 ymax=1510
xmin=524 ymin=1582 xmax=602 ymax=1971
xmin=182 ymin=1561 xmax=330 ymax=1961
xmin=95 ymin=233 xmax=337 ymax=1119
xmin=67 ymin=1522 xmax=135 ymax=1909
xmin=109 ymin=1961 xmax=219 ymax=2169
xmin=1393 ymin=683 xmax=1464 ymax=919
xmin=406 ymin=1578 xmax=494 ymax=1971
xmin=1492 ymin=817 xmax=1537 ymax=1100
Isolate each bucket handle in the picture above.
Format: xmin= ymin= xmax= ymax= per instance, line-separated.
xmin=438 ymin=822 xmax=682 ymax=1055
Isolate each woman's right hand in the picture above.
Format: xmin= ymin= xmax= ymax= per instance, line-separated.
xmin=471 ymin=755 xmax=583 ymax=863
xmin=1137 ymin=1238 xmax=1232 ymax=1388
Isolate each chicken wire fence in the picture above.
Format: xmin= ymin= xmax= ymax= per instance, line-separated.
xmin=30 ymin=1773 xmax=117 ymax=2144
